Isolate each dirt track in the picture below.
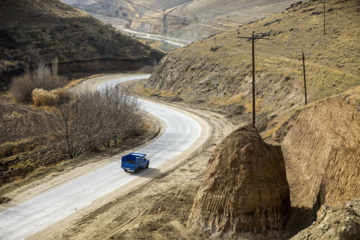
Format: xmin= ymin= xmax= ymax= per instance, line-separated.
xmin=4 ymin=74 xmax=237 ymax=239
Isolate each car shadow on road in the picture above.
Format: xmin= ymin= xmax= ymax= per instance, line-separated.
xmin=134 ymin=168 xmax=168 ymax=179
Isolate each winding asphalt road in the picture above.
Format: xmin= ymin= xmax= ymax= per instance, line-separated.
xmin=0 ymin=75 xmax=203 ymax=240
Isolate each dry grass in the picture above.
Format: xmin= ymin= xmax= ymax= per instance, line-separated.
xmin=32 ymin=88 xmax=69 ymax=107
xmin=145 ymin=0 xmax=359 ymax=135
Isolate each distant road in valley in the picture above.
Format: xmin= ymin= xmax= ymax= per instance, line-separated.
xmin=118 ymin=27 xmax=191 ymax=47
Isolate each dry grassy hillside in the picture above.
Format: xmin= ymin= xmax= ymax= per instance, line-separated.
xmin=0 ymin=0 xmax=163 ymax=90
xmin=144 ymin=0 xmax=360 ymax=133
xmin=65 ymin=0 xmax=301 ymax=43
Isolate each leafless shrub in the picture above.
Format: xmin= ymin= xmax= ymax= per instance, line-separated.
xmin=10 ymin=74 xmax=34 ymax=102
xmin=49 ymin=86 xmax=144 ymax=158
xmin=11 ymin=60 xmax=68 ymax=103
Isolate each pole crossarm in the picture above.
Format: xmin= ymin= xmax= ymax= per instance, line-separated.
xmin=237 ymin=36 xmax=269 ymax=40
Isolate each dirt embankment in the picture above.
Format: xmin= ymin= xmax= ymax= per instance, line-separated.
xmin=270 ymin=97 xmax=360 ymax=223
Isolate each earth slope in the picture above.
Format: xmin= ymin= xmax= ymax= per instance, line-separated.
xmin=0 ymin=0 xmax=163 ymax=90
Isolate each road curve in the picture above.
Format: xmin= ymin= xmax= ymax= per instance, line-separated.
xmin=0 ymin=75 xmax=205 ymax=240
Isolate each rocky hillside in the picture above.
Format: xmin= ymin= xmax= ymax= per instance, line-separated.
xmin=144 ymin=0 xmax=360 ymax=133
xmin=0 ymin=0 xmax=164 ymax=90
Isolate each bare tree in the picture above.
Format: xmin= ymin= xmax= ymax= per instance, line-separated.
xmin=49 ymin=85 xmax=144 ymax=158
xmin=49 ymin=101 xmax=85 ymax=159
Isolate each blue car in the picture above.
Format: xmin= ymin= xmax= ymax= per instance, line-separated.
xmin=121 ymin=153 xmax=150 ymax=173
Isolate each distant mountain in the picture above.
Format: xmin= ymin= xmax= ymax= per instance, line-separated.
xmin=61 ymin=0 xmax=301 ymax=42
xmin=0 ymin=0 xmax=164 ymax=90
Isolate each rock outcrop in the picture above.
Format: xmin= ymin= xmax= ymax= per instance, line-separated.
xmin=291 ymin=198 xmax=360 ymax=240
xmin=188 ymin=124 xmax=290 ymax=237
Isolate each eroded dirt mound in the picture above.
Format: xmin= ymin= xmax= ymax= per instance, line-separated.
xmin=272 ymin=97 xmax=360 ymax=212
xmin=291 ymin=197 xmax=360 ymax=240
xmin=188 ymin=124 xmax=290 ymax=237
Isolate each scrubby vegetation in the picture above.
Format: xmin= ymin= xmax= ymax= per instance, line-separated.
xmin=10 ymin=61 xmax=67 ymax=103
xmin=32 ymin=88 xmax=69 ymax=107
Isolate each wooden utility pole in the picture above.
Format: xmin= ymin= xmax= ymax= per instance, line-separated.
xmin=302 ymin=50 xmax=308 ymax=105
xmin=238 ymin=31 xmax=269 ymax=126
xmin=163 ymin=12 xmax=167 ymax=41
xmin=323 ymin=0 xmax=326 ymax=35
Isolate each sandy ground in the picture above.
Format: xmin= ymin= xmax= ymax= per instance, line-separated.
xmin=2 ymin=74 xmax=238 ymax=239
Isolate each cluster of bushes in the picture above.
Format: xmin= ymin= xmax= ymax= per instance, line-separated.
xmin=10 ymin=59 xmax=68 ymax=103
xmin=49 ymin=87 xmax=144 ymax=158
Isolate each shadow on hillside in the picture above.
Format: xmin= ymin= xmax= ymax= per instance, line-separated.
xmin=285 ymin=206 xmax=315 ymax=238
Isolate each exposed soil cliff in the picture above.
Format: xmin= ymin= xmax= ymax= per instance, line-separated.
xmin=188 ymin=124 xmax=290 ymax=238
xmin=0 ymin=0 xmax=164 ymax=90
xmin=271 ymin=97 xmax=360 ymax=219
